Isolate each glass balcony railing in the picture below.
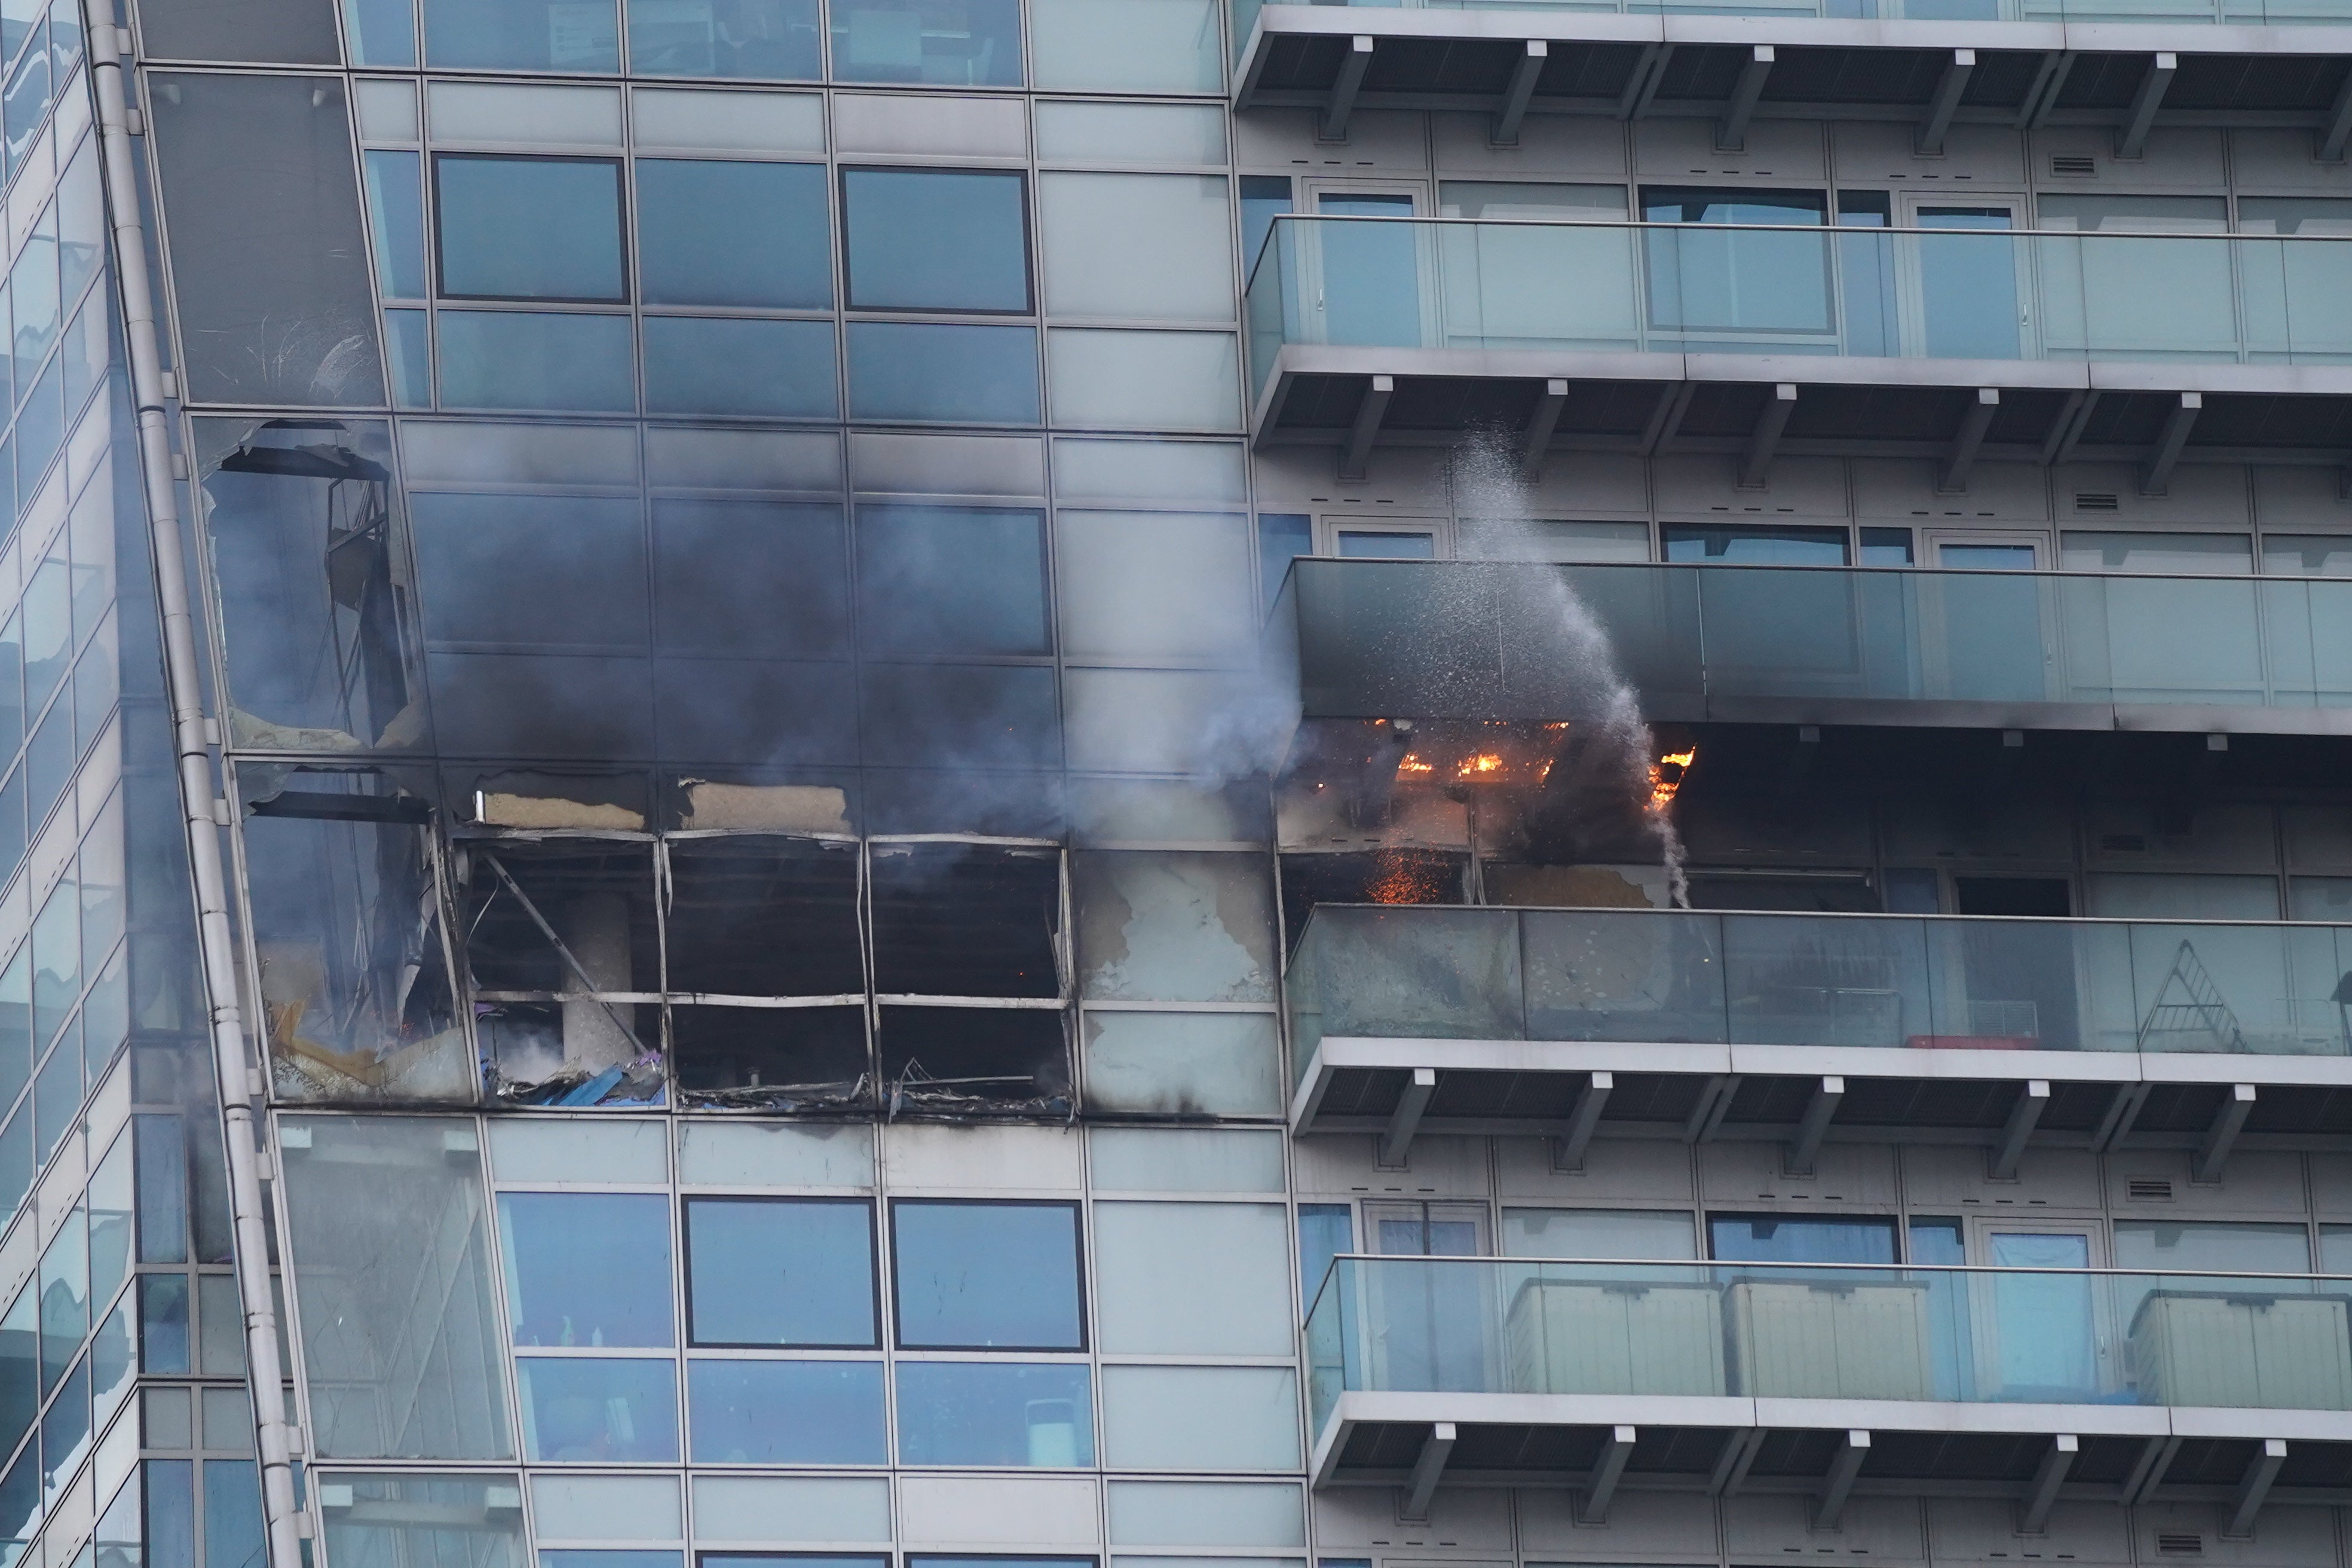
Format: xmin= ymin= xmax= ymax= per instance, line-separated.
xmin=1288 ymin=905 xmax=2352 ymax=1082
xmin=1235 ymin=0 xmax=2352 ymax=33
xmin=1303 ymin=1255 xmax=2352 ymax=1437
xmin=1275 ymin=559 xmax=2352 ymax=722
xmin=1246 ymin=217 xmax=2352 ymax=397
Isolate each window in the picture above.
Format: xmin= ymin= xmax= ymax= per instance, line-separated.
xmin=1456 ymin=518 xmax=1649 ymax=564
xmin=1297 ymin=1204 xmax=1350 ymax=1302
xmin=424 ymin=0 xmax=621 ymax=69
xmin=1094 ymin=1202 xmax=1290 ymax=1355
xmin=2112 ymin=1221 xmax=2308 ymax=1274
xmin=845 ymin=322 xmax=1040 ymax=425
xmin=643 ymin=318 xmax=837 ymax=418
xmin=685 ymin=1198 xmax=877 ymax=1348
xmin=409 ymin=494 xmax=648 ymax=650
xmin=1502 ymin=1208 xmax=1695 ymax=1260
xmin=1337 ymin=529 xmax=1433 ymax=559
xmin=1662 ymin=524 xmax=1848 ymax=565
xmin=1029 ymin=0 xmax=1221 ymax=92
xmin=842 ymin=169 xmax=1029 ymax=312
xmin=2059 ymin=531 xmax=2253 ymax=574
xmin=890 ymin=1201 xmax=1083 ymax=1350
xmin=1238 ymin=176 xmax=1291 ymax=281
xmin=653 ymin=500 xmax=848 ymax=659
xmin=895 ymin=1362 xmax=1094 ymax=1465
xmin=831 ymin=0 xmax=1020 ymax=84
xmin=1037 ymin=173 xmax=1233 ymax=322
xmin=434 ymin=155 xmax=625 ymax=302
xmin=856 ymin=507 xmax=1049 ymax=656
xmin=517 ymin=1358 xmax=678 ymax=1462
xmin=2264 ymin=535 xmax=2352 ymax=575
xmin=362 ymin=151 xmax=425 ymax=300
xmin=1708 ymin=1215 xmax=1896 ymax=1263
xmin=498 ymin=1193 xmax=674 ymax=1348
xmin=627 ymin=0 xmax=822 ymax=78
xmin=637 ymin=160 xmax=831 ymax=308
xmin=1440 ymin=182 xmax=1627 ymax=220
xmin=687 ymin=1359 xmax=886 ymax=1463
xmin=1641 ymin=186 xmax=1831 ymax=338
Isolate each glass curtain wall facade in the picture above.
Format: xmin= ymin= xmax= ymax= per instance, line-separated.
xmin=29 ymin=4 xmax=2352 ymax=1568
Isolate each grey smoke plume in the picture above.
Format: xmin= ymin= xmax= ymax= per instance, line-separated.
xmin=1448 ymin=428 xmax=1690 ymax=909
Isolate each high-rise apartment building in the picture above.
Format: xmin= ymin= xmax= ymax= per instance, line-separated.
xmin=5 ymin=7 xmax=2352 ymax=1568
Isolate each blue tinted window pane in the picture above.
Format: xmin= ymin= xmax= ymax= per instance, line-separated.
xmin=894 ymin=1361 xmax=1092 ymax=1466
xmin=435 ymin=311 xmax=633 ymax=412
xmin=363 ymin=152 xmax=425 ymax=300
xmin=543 ymin=1555 xmax=681 ymax=1568
xmin=628 ymin=0 xmax=818 ymax=76
xmin=411 ymin=493 xmax=647 ymax=652
xmin=708 ymin=1558 xmax=883 ymax=1568
xmin=842 ymin=170 xmax=1027 ymax=312
xmin=1257 ymin=512 xmax=1309 ymax=613
xmin=1661 ymin=525 xmax=1848 ymax=565
xmin=844 ymin=323 xmax=1037 ymax=425
xmin=892 ymin=1201 xmax=1081 ymax=1349
xmin=10 ymin=228 xmax=55 ymax=395
xmin=517 ymin=1357 xmax=678 ymax=1462
xmin=136 ymin=1119 xmax=189 ymax=1264
xmin=1336 ymin=531 xmax=1432 ymax=559
xmin=638 ymin=160 xmax=829 ymax=308
xmin=686 ymin=1358 xmax=885 ymax=1462
xmin=434 ymin=157 xmax=624 ymax=302
xmin=139 ymin=1275 xmax=189 ymax=1373
xmin=144 ymin=1459 xmax=192 ymax=1568
xmin=499 ymin=1193 xmax=675 ymax=1348
xmin=203 ymin=1460 xmax=263 ymax=1568
xmin=345 ymin=0 xmax=418 ymax=63
xmin=423 ymin=0 xmax=618 ymax=68
xmin=383 ymin=311 xmax=430 ymax=408
xmin=1239 ymin=175 xmax=1291 ymax=280
xmin=1909 ymin=1218 xmax=1965 ymax=1266
xmin=31 ymin=1036 xmax=75 ymax=1164
xmin=643 ymin=318 xmax=837 ymax=419
xmin=2 ymin=36 xmax=47 ymax=176
xmin=856 ymin=507 xmax=1048 ymax=657
xmin=38 ymin=1354 xmax=85 ymax=1500
xmin=0 ymin=1288 xmax=27 ymax=1455
xmin=1298 ymin=1202 xmax=1352 ymax=1302
xmin=1709 ymin=1215 xmax=1897 ymax=1264
xmin=685 ymin=1198 xmax=875 ymax=1348
xmin=0 ymin=1110 xmax=27 ymax=1247
xmin=831 ymin=0 xmax=1018 ymax=83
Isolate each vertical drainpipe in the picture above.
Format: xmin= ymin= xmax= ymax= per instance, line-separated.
xmin=79 ymin=15 xmax=308 ymax=1568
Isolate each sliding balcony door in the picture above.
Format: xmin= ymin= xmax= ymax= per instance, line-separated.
xmin=1900 ymin=198 xmax=2028 ymax=361
xmin=1365 ymin=1202 xmax=1492 ymax=1394
xmin=1307 ymin=185 xmax=1429 ymax=349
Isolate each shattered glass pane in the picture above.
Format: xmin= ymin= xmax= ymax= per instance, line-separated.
xmin=878 ymin=1006 xmax=1069 ymax=1115
xmin=671 ymin=1004 xmax=868 ymax=1109
xmin=456 ymin=835 xmax=662 ymax=1105
xmin=663 ymin=835 xmax=859 ymax=997
xmin=197 ymin=419 xmax=424 ymax=754
xmin=280 ymin=1117 xmax=513 ymax=1459
xmin=869 ymin=843 xmax=1062 ymax=999
xmin=237 ymin=767 xmax=466 ymax=1102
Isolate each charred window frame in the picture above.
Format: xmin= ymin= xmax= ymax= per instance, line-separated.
xmin=191 ymin=418 xmax=427 ymax=757
xmin=868 ymin=837 xmax=1070 ymax=1116
xmin=233 ymin=764 xmax=466 ymax=1104
xmin=454 ymin=830 xmax=663 ymax=1108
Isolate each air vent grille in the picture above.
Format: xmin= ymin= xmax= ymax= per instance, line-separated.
xmin=2156 ymin=1534 xmax=2203 ymax=1555
xmin=2129 ymin=1178 xmax=2176 ymax=1202
xmin=2052 ymin=154 xmax=2098 ymax=176
xmin=2075 ymin=492 xmax=2121 ymax=512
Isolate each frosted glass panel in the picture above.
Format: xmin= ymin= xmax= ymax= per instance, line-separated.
xmin=1089 ymin=1129 xmax=1284 ymax=1193
xmin=1039 ymin=174 xmax=1233 ymax=321
xmin=488 ymin=1118 xmax=666 ymax=1183
xmin=1082 ymin=1012 xmax=1281 ymax=1116
xmin=1100 ymin=1367 xmax=1299 ymax=1471
xmin=1035 ymin=102 xmax=1225 ymax=164
xmin=1051 ymin=437 xmax=1246 ymax=504
xmin=1030 ymin=0 xmax=1221 ymax=91
xmin=1106 ymin=1482 xmax=1304 ymax=1548
xmin=1055 ymin=513 xmax=1253 ymax=663
xmin=1093 ymin=1202 xmax=1290 ymax=1354
xmin=677 ymin=1123 xmax=874 ymax=1188
xmin=1048 ymin=329 xmax=1239 ymax=430
xmin=1501 ymin=1207 xmax=1695 ymax=1260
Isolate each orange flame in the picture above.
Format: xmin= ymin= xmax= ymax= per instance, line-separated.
xmin=1648 ymin=746 xmax=1697 ymax=811
xmin=1396 ymin=753 xmax=1435 ymax=776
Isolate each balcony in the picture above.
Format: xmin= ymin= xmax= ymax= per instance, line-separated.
xmin=1303 ymin=1254 xmax=2352 ymax=1521
xmin=1269 ymin=558 xmax=2352 ymax=736
xmin=1247 ymin=218 xmax=2352 ymax=482
xmin=1236 ymin=8 xmax=2352 ymax=155
xmin=1287 ymin=904 xmax=2352 ymax=1168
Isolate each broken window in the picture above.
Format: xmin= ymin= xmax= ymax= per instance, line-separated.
xmin=1278 ymin=849 xmax=1469 ymax=950
xmin=197 ymin=419 xmax=422 ymax=755
xmin=664 ymin=834 xmax=869 ymax=1108
xmin=236 ymin=765 xmax=466 ymax=1102
xmin=869 ymin=840 xmax=1068 ymax=1114
xmin=1073 ymin=851 xmax=1275 ymax=1004
xmin=455 ymin=834 xmax=661 ymax=1107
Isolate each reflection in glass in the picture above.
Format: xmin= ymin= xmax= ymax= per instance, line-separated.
xmin=892 ymin=1201 xmax=1082 ymax=1349
xmin=517 ymin=1357 xmax=679 ymax=1462
xmin=685 ymin=1198 xmax=876 ymax=1348
xmin=500 ymin=1192 xmax=675 ymax=1348
xmin=894 ymin=1361 xmax=1094 ymax=1466
xmin=629 ymin=0 xmax=820 ymax=76
xmin=686 ymin=1359 xmax=886 ymax=1463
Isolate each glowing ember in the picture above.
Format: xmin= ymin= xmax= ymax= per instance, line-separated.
xmin=1648 ymin=746 xmax=1697 ymax=811
xmin=1396 ymin=753 xmax=1435 ymax=775
xmin=1366 ymin=849 xmax=1452 ymax=904
xmin=1457 ymin=752 xmax=1506 ymax=780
